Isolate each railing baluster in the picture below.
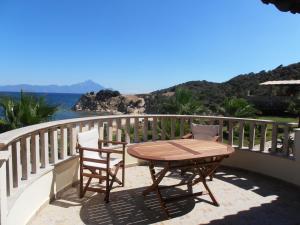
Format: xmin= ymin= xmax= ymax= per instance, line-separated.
xmin=0 ymin=152 xmax=8 ymax=225
xmin=69 ymin=124 xmax=78 ymax=156
xmin=249 ymin=122 xmax=255 ymax=150
xmin=6 ymin=145 xmax=13 ymax=196
xmin=108 ymin=119 xmax=113 ymax=144
xmin=31 ymin=134 xmax=40 ymax=174
xmin=40 ymin=130 xmax=49 ymax=168
xmin=125 ymin=118 xmax=131 ymax=143
xmin=171 ymin=118 xmax=175 ymax=139
xmin=89 ymin=121 xmax=94 ymax=130
xmin=99 ymin=120 xmax=104 ymax=140
xmin=218 ymin=120 xmax=223 ymax=142
xmin=208 ymin=120 xmax=214 ymax=125
xmin=271 ymin=123 xmax=278 ymax=152
xmin=180 ymin=118 xmax=185 ymax=138
xmin=228 ymin=121 xmax=234 ymax=146
xmin=84 ymin=123 xmax=89 ymax=132
xmin=79 ymin=122 xmax=83 ymax=132
xmin=143 ymin=117 xmax=148 ymax=142
xmin=283 ymin=125 xmax=289 ymax=156
xmin=50 ymin=129 xmax=58 ymax=164
xmin=60 ymin=127 xmax=68 ymax=159
xmin=161 ymin=117 xmax=166 ymax=140
xmin=21 ymin=137 xmax=31 ymax=180
xmin=93 ymin=121 xmax=99 ymax=130
xmin=152 ymin=117 xmax=158 ymax=141
xmin=238 ymin=121 xmax=244 ymax=149
xmin=260 ymin=123 xmax=267 ymax=152
xmin=116 ymin=118 xmax=122 ymax=142
xmin=12 ymin=141 xmax=21 ymax=187
xmin=134 ymin=118 xmax=139 ymax=143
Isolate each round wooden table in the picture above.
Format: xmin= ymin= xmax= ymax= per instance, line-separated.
xmin=128 ymin=139 xmax=235 ymax=217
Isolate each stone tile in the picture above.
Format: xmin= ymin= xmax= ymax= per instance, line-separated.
xmin=30 ymin=166 xmax=300 ymax=225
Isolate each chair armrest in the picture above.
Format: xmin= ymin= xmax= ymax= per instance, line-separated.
xmin=181 ymin=133 xmax=193 ymax=139
xmin=78 ymin=146 xmax=120 ymax=154
xmin=78 ymin=146 xmax=114 ymax=154
xmin=99 ymin=140 xmax=127 ymax=146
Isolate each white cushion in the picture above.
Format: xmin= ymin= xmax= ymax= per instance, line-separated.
xmin=77 ymin=129 xmax=121 ymax=168
xmin=191 ymin=123 xmax=219 ymax=140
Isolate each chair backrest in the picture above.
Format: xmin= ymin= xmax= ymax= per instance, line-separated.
xmin=77 ymin=128 xmax=102 ymax=159
xmin=191 ymin=123 xmax=219 ymax=141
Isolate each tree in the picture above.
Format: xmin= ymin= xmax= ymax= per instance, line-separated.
xmin=222 ymin=97 xmax=257 ymax=118
xmin=287 ymin=100 xmax=300 ymax=127
xmin=0 ymin=91 xmax=58 ymax=132
xmin=161 ymin=88 xmax=206 ymax=115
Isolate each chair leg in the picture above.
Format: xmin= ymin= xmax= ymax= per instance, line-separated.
xmin=104 ymin=169 xmax=110 ymax=203
xmin=180 ymin=169 xmax=186 ymax=176
xmin=105 ymin=165 xmax=121 ymax=203
xmin=122 ymin=163 xmax=125 ymax=187
xmin=99 ymin=169 xmax=102 ymax=184
xmin=79 ymin=167 xmax=83 ymax=198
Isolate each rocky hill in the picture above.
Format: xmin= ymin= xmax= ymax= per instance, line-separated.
xmin=154 ymin=62 xmax=300 ymax=97
xmin=73 ymin=90 xmax=145 ymax=114
xmin=74 ymin=62 xmax=300 ymax=114
xmin=148 ymin=62 xmax=300 ymax=113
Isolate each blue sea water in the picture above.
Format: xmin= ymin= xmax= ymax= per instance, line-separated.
xmin=0 ymin=92 xmax=102 ymax=121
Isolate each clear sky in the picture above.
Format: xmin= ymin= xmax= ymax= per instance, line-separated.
xmin=0 ymin=0 xmax=300 ymax=93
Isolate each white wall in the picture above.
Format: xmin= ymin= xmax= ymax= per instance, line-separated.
xmin=7 ymin=157 xmax=79 ymax=225
xmin=222 ymin=149 xmax=300 ymax=186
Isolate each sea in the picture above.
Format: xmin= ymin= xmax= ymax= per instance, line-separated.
xmin=0 ymin=92 xmax=104 ymax=121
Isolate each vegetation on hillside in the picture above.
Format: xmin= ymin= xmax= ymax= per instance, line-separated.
xmin=0 ymin=91 xmax=58 ymax=132
xmin=221 ymin=97 xmax=257 ymax=118
xmin=148 ymin=62 xmax=300 ymax=116
xmin=159 ymin=88 xmax=206 ymax=115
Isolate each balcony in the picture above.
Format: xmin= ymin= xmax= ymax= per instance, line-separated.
xmin=0 ymin=115 xmax=300 ymax=225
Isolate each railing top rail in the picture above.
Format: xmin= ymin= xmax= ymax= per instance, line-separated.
xmin=0 ymin=114 xmax=296 ymax=150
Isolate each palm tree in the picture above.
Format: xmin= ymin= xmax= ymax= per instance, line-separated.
xmin=222 ymin=97 xmax=257 ymax=118
xmin=161 ymin=88 xmax=206 ymax=115
xmin=0 ymin=91 xmax=58 ymax=132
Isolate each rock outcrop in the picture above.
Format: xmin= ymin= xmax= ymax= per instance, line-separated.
xmin=73 ymin=90 xmax=145 ymax=114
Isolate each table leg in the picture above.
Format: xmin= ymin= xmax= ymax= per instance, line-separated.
xmin=195 ymin=163 xmax=220 ymax=206
xmin=144 ymin=162 xmax=170 ymax=218
xmin=143 ymin=163 xmax=168 ymax=196
xmin=142 ymin=160 xmax=221 ymax=218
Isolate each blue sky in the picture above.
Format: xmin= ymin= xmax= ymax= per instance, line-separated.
xmin=0 ymin=0 xmax=300 ymax=93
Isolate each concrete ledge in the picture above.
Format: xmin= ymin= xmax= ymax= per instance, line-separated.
xmin=222 ymin=148 xmax=300 ymax=186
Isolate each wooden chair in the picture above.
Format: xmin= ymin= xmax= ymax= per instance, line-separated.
xmin=77 ymin=128 xmax=127 ymax=203
xmin=182 ymin=123 xmax=220 ymax=180
xmin=182 ymin=123 xmax=220 ymax=141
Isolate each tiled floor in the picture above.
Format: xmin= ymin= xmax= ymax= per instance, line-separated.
xmin=29 ymin=166 xmax=300 ymax=225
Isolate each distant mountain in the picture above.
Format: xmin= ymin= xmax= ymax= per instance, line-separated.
xmin=0 ymin=80 xmax=104 ymax=94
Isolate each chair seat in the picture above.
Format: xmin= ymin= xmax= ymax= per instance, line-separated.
xmin=83 ymin=157 xmax=122 ymax=169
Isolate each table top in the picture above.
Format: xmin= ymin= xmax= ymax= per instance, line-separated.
xmin=127 ymin=139 xmax=235 ymax=162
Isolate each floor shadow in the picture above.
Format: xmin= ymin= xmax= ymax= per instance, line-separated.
xmin=209 ymin=167 xmax=300 ymax=225
xmin=44 ymin=166 xmax=300 ymax=225
xmin=214 ymin=166 xmax=300 ymax=198
xmin=79 ymin=187 xmax=196 ymax=225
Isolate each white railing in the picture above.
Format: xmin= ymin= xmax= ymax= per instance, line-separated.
xmin=0 ymin=114 xmax=298 ymax=224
